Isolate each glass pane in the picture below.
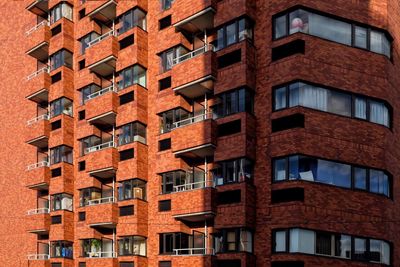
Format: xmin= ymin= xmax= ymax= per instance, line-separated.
xmin=354 ymin=238 xmax=367 ymax=261
xmin=308 ymin=12 xmax=352 ymax=45
xmin=370 ymin=239 xmax=382 ymax=262
xmin=226 ymin=22 xmax=237 ymax=46
xmin=216 ymin=28 xmax=225 ymax=51
xmin=289 ymin=228 xmax=315 ymax=254
xmin=289 ymin=9 xmax=309 ymax=34
xmin=289 ymin=82 xmax=300 ymax=107
xmin=274 ymin=15 xmax=287 ymax=39
xmin=370 ymin=100 xmax=389 ymax=126
xmin=370 ymin=30 xmax=384 ymax=54
xmin=316 ymin=159 xmax=351 ymax=188
xmin=288 ymin=156 xmax=299 ymax=180
xmin=274 ymin=158 xmax=286 ymax=181
xmin=274 ymin=231 xmax=286 ymax=252
xmin=335 ymin=234 xmax=351 ymax=258
xmin=327 ymin=90 xmax=351 ymax=116
xmin=354 ymin=167 xmax=367 ymax=190
xmin=354 ymin=97 xmax=367 ymax=119
xmin=274 ymin=87 xmax=287 ymax=110
xmin=299 ymin=83 xmax=328 ymax=112
xmin=316 ymin=232 xmax=331 ymax=255
xmin=354 ymin=26 xmax=367 ymax=49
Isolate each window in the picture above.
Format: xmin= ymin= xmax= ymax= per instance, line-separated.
xmin=271 ymin=39 xmax=305 ymax=61
xmin=51 ymin=193 xmax=73 ymax=211
xmin=159 ymin=232 xmax=195 ymax=254
xmin=119 ymin=91 xmax=134 ymax=105
xmin=120 ymin=263 xmax=134 ymax=267
xmin=160 ymin=168 xmax=206 ymax=194
xmin=159 ymin=108 xmax=190 ymax=133
xmin=161 ymin=0 xmax=174 ymax=10
xmin=50 ymin=50 xmax=73 ymax=71
xmin=159 ymin=46 xmax=190 ymax=72
xmin=159 ymin=76 xmax=171 ymax=91
xmin=271 ymin=113 xmax=305 ymax=132
xmin=78 ymin=110 xmax=85 ymax=120
xmin=79 ymin=8 xmax=86 ymax=19
xmin=214 ymin=228 xmax=253 ymax=253
xmin=119 ymin=205 xmax=134 ymax=216
xmin=273 ymin=154 xmax=391 ymax=197
xmin=212 ymin=88 xmax=254 ymax=118
xmin=78 ymin=212 xmax=86 ymax=221
xmin=51 ymin=72 xmax=62 ymax=83
xmin=217 ymin=190 xmax=241 ymax=205
xmin=80 ymin=135 xmax=102 ymax=156
xmin=118 ymin=65 xmax=146 ymax=89
xmin=119 ymin=34 xmax=134 ymax=50
xmin=51 ymin=215 xmax=62 ymax=224
xmin=51 ymin=120 xmax=61 ymax=130
xmin=271 ymin=188 xmax=304 ymax=203
xmin=50 ymin=241 xmax=73 ymax=258
xmin=212 ymin=158 xmax=253 ymax=186
xmin=80 ymin=239 xmax=114 ymax=257
xmin=118 ymin=8 xmax=146 ymax=34
xmin=118 ymin=179 xmax=147 ymax=201
xmin=159 ymin=200 xmax=171 ymax=211
xmin=273 ymin=81 xmax=391 ymax=127
xmin=159 ymin=138 xmax=171 ymax=151
xmin=159 ymin=262 xmax=171 ymax=267
xmin=51 ymin=24 xmax=62 ymax=36
xmin=159 ymin=15 xmax=171 ymax=30
xmin=216 ymin=260 xmax=241 ymax=267
xmin=51 ymin=264 xmax=62 ymax=267
xmin=214 ymin=18 xmax=253 ymax=51
xmin=50 ymin=3 xmax=73 ymax=24
xmin=80 ymin=32 xmax=100 ymax=54
xmin=79 ymin=187 xmax=101 ymax=207
xmin=120 ymin=149 xmax=134 ymax=161
xmin=217 ymin=120 xmax=241 ymax=137
xmin=217 ymin=49 xmax=241 ymax=69
xmin=273 ymin=8 xmax=391 ymax=57
xmin=118 ymin=236 xmax=146 ymax=256
xmin=79 ymin=59 xmax=85 ymax=70
xmin=50 ymin=145 xmax=73 ymax=165
xmin=50 ymin=97 xmax=73 ymax=118
xmin=118 ymin=122 xmax=146 ymax=145
xmin=51 ymin=168 xmax=62 ymax=177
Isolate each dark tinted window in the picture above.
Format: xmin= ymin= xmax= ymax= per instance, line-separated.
xmin=78 ymin=59 xmax=85 ymax=70
xmin=159 ymin=261 xmax=171 ymax=267
xmin=120 ymin=92 xmax=134 ymax=105
xmin=159 ymin=76 xmax=171 ymax=91
xmin=51 ymin=120 xmax=62 ymax=130
xmin=271 ymin=114 xmax=305 ymax=132
xmin=51 ymin=72 xmax=62 ymax=84
xmin=159 ymin=138 xmax=171 ymax=151
xmin=217 ymin=49 xmax=241 ymax=69
xmin=119 ymin=205 xmax=134 ymax=216
xmin=159 ymin=15 xmax=171 ymax=30
xmin=78 ymin=110 xmax=85 ymax=120
xmin=272 ymin=39 xmax=305 ymax=61
xmin=120 ymin=149 xmax=134 ymax=161
xmin=159 ymin=200 xmax=171 ymax=211
xmin=217 ymin=119 xmax=241 ymax=137
xmin=51 ymin=215 xmax=62 ymax=224
xmin=78 ymin=161 xmax=85 ymax=171
xmin=79 ymin=262 xmax=86 ymax=267
xmin=217 ymin=260 xmax=241 ymax=267
xmin=271 ymin=188 xmax=304 ymax=203
xmin=217 ymin=190 xmax=241 ymax=205
xmin=51 ymin=168 xmax=62 ymax=178
xmin=120 ymin=34 xmax=134 ymax=50
xmin=120 ymin=262 xmax=134 ymax=267
xmin=51 ymin=24 xmax=62 ymax=36
xmin=78 ymin=212 xmax=86 ymax=221
xmin=271 ymin=262 xmax=304 ymax=267
xmin=79 ymin=8 xmax=86 ymax=19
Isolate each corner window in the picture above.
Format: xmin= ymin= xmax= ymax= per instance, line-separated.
xmin=50 ymin=145 xmax=73 ymax=165
xmin=118 ymin=236 xmax=146 ymax=256
xmin=214 ymin=228 xmax=253 ymax=253
xmin=118 ymin=8 xmax=146 ymax=35
xmin=50 ymin=241 xmax=73 ymax=258
xmin=51 ymin=193 xmax=73 ymax=211
xmin=212 ymin=158 xmax=253 ymax=186
xmin=118 ymin=65 xmax=147 ymax=89
xmin=159 ymin=46 xmax=189 ymax=72
xmin=214 ymin=18 xmax=253 ymax=51
xmin=50 ymin=50 xmax=73 ymax=71
xmin=118 ymin=179 xmax=147 ymax=201
xmin=50 ymin=3 xmax=73 ymax=25
xmin=159 ymin=108 xmax=190 ymax=134
xmin=80 ymin=32 xmax=100 ymax=54
xmin=212 ymin=88 xmax=254 ymax=119
xmin=117 ymin=122 xmax=147 ymax=145
xmin=50 ymin=97 xmax=73 ymax=118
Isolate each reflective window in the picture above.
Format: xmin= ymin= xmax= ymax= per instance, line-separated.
xmin=50 ymin=97 xmax=73 ymax=118
xmin=118 ymin=179 xmax=147 ymax=201
xmin=274 ymin=81 xmax=391 ymax=127
xmin=118 ymin=65 xmax=147 ymax=89
xmin=50 ymin=241 xmax=73 ymax=258
xmin=214 ymin=228 xmax=253 ymax=253
xmin=118 ymin=122 xmax=146 ymax=145
xmin=80 ymin=32 xmax=100 ymax=54
xmin=159 ymin=108 xmax=190 ymax=134
xmin=50 ymin=145 xmax=73 ymax=165
xmin=273 ymin=155 xmax=391 ymax=197
xmin=51 ymin=193 xmax=73 ymax=211
xmin=160 ymin=168 xmax=206 ymax=194
xmin=50 ymin=3 xmax=73 ymax=25
xmin=213 ymin=88 xmax=254 ymax=119
xmin=160 ymin=46 xmax=189 ymax=72
xmin=50 ymin=50 xmax=73 ymax=71
xmin=273 ymin=8 xmax=391 ymax=57
xmin=119 ymin=8 xmax=146 ymax=34
xmin=214 ymin=18 xmax=253 ymax=51
xmin=118 ymin=236 xmax=146 ymax=256
xmin=212 ymin=158 xmax=253 ymax=186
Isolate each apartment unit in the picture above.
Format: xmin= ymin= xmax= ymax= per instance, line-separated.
xmin=0 ymin=0 xmax=398 ymax=266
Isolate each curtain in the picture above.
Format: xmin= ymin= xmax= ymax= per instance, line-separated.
xmin=308 ymin=12 xmax=351 ymax=45
xmin=290 ymin=229 xmax=315 ymax=254
xmin=370 ymin=101 xmax=389 ymax=126
xmin=355 ymin=97 xmax=367 ymax=119
xmin=299 ymin=84 xmax=328 ymax=111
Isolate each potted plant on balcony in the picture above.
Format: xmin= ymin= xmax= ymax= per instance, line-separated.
xmin=90 ymin=239 xmax=102 ymax=257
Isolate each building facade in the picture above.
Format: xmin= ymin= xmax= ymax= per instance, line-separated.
xmin=0 ymin=0 xmax=399 ymax=266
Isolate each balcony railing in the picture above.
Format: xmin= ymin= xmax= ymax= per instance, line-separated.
xmin=27 ymin=254 xmax=50 ymax=260
xmin=85 ymin=141 xmax=115 ymax=154
xmin=88 ymin=251 xmax=116 ymax=258
xmin=172 ymin=44 xmax=214 ymax=66
xmin=27 ymin=160 xmax=50 ymax=171
xmin=27 ymin=208 xmax=50 ymax=215
xmin=27 ymin=66 xmax=50 ymax=81
xmin=87 ymin=30 xmax=115 ymax=47
xmin=87 ymin=196 xmax=115 ymax=206
xmin=26 ymin=20 xmax=49 ymax=35
xmin=173 ymin=180 xmax=214 ymax=193
xmin=172 ymin=112 xmax=211 ymax=129
xmin=27 ymin=114 xmax=49 ymax=126
xmin=173 ymin=248 xmax=215 ymax=256
xmin=87 ymin=85 xmax=115 ymax=101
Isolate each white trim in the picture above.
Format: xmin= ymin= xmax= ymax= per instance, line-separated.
xmin=27 ymin=114 xmax=49 ymax=125
xmin=85 ymin=141 xmax=115 ymax=154
xmin=27 ymin=66 xmax=49 ymax=81
xmin=27 ymin=208 xmax=49 ymax=215
xmin=26 ymin=20 xmax=49 ymax=35
xmin=27 ymin=254 xmax=49 ymax=260
xmin=172 ymin=44 xmax=214 ymax=66
xmin=87 ymin=84 xmax=115 ymax=101
xmin=27 ymin=161 xmax=49 ymax=171
xmin=88 ymin=30 xmax=115 ymax=47
xmin=172 ymin=248 xmax=214 ymax=256
xmin=87 ymin=196 xmax=115 ymax=206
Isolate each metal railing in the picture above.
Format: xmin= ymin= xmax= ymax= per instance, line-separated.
xmin=27 ymin=66 xmax=50 ymax=81
xmin=27 ymin=160 xmax=50 ymax=171
xmin=87 ymin=85 xmax=115 ymax=101
xmin=87 ymin=30 xmax=115 ymax=47
xmin=173 ymin=180 xmax=214 ymax=193
xmin=87 ymin=196 xmax=115 ymax=206
xmin=27 ymin=208 xmax=50 ymax=215
xmin=172 ymin=44 xmax=214 ymax=66
xmin=26 ymin=20 xmax=49 ymax=36
xmin=27 ymin=114 xmax=49 ymax=126
xmin=172 ymin=112 xmax=211 ymax=129
xmin=88 ymin=251 xmax=116 ymax=258
xmin=173 ymin=248 xmax=215 ymax=256
xmin=27 ymin=254 xmax=50 ymax=260
xmin=85 ymin=141 xmax=115 ymax=154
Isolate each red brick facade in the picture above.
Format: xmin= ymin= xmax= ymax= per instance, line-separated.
xmin=0 ymin=0 xmax=399 ymax=267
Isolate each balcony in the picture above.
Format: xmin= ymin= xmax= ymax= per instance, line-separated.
xmin=26 ymin=22 xmax=49 ymax=62
xmin=26 ymin=115 xmax=50 ymax=149
xmin=86 ymin=201 xmax=118 ymax=229
xmin=26 ymin=67 xmax=50 ymax=103
xmin=26 ymin=161 xmax=50 ymax=190
xmin=86 ymin=144 xmax=118 ymax=178
xmin=86 ymin=90 xmax=118 ymax=127
xmin=26 ymin=208 xmax=50 ymax=234
xmin=171 ymin=114 xmax=216 ymax=158
xmin=27 ymin=254 xmax=50 ymax=267
xmin=26 ymin=0 xmax=49 ymax=17
xmin=87 ymin=32 xmax=118 ymax=76
xmin=173 ymin=0 xmax=216 ymax=33
xmin=87 ymin=0 xmax=117 ymax=23
xmin=173 ymin=248 xmax=215 ymax=256
xmin=49 ymin=18 xmax=74 ymax=55
xmin=172 ymin=44 xmax=216 ymax=99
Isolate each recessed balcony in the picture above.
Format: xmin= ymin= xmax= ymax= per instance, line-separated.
xmin=26 ymin=208 xmax=50 ymax=234
xmin=172 ymin=248 xmax=215 ymax=256
xmin=26 ymin=67 xmax=50 ymax=103
xmin=26 ymin=0 xmax=49 ymax=17
xmin=87 ymin=0 xmax=117 ymax=23
xmin=86 ymin=89 xmax=118 ymax=127
xmin=171 ymin=115 xmax=217 ymax=159
xmin=26 ymin=161 xmax=50 ymax=190
xmin=26 ymin=22 xmax=50 ymax=62
xmin=173 ymin=0 xmax=216 ymax=33
xmin=172 ymin=44 xmax=216 ymax=99
xmin=26 ymin=114 xmax=50 ymax=149
xmin=86 ymin=32 xmax=118 ymax=76
xmin=27 ymin=242 xmax=50 ymax=267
